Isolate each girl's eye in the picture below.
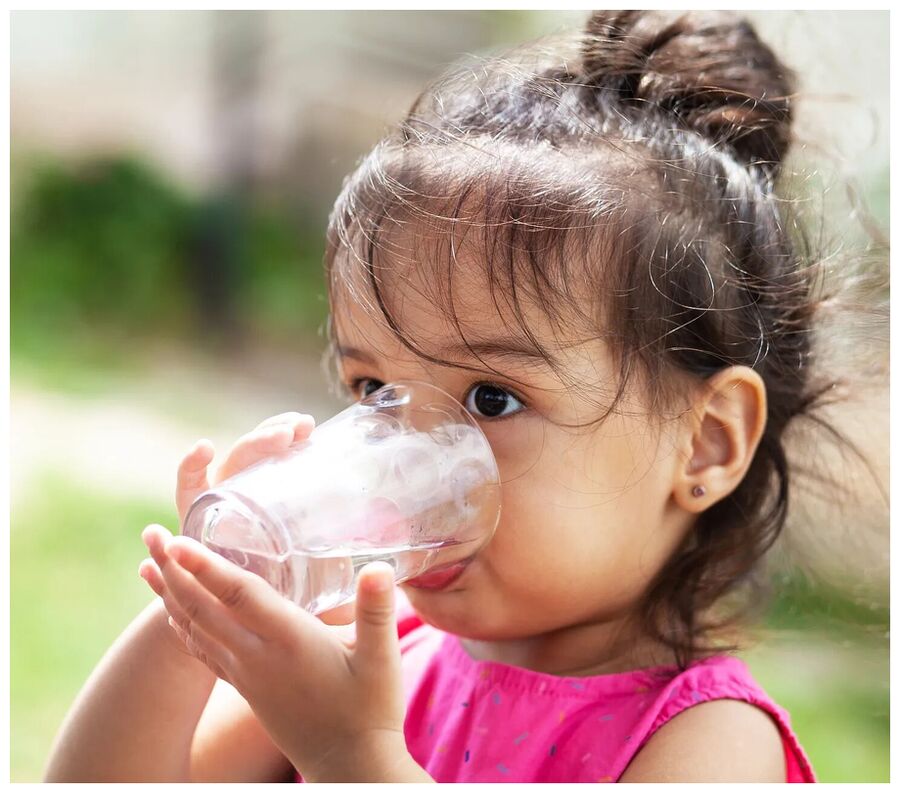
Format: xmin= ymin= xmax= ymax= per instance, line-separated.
xmin=464 ymin=383 xmax=526 ymax=420
xmin=349 ymin=378 xmax=385 ymax=400
xmin=349 ymin=378 xmax=525 ymax=420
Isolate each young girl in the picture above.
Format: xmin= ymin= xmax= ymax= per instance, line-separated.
xmin=48 ymin=9 xmax=865 ymax=782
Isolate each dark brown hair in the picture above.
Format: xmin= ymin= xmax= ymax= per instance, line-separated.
xmin=321 ymin=10 xmax=886 ymax=667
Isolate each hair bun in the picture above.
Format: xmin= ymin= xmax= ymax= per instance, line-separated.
xmin=581 ymin=10 xmax=795 ymax=174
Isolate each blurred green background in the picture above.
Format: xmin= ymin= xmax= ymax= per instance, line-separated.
xmin=10 ymin=10 xmax=889 ymax=783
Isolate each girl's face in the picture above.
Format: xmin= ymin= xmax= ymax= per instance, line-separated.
xmin=332 ymin=253 xmax=696 ymax=645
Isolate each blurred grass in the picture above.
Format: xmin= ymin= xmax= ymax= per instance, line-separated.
xmin=10 ymin=470 xmax=177 ymax=782
xmin=747 ymin=636 xmax=889 ymax=782
xmin=11 ymin=325 xmax=153 ymax=399
xmin=749 ymin=574 xmax=889 ymax=781
xmin=10 ymin=468 xmax=889 ymax=782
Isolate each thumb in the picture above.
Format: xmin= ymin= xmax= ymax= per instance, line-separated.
xmin=353 ymin=561 xmax=399 ymax=663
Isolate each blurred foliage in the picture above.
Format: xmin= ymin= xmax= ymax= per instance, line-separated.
xmin=12 ymin=157 xmax=190 ymax=334
xmin=766 ymin=570 xmax=889 ymax=639
xmin=11 ymin=154 xmax=330 ymax=364
xmin=865 ymin=164 xmax=890 ymax=234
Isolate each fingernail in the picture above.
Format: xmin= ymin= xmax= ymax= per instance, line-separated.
xmin=142 ymin=525 xmax=164 ymax=546
xmin=369 ymin=570 xmax=393 ymax=593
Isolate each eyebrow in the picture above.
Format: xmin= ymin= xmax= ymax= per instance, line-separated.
xmin=336 ymin=339 xmax=556 ymax=367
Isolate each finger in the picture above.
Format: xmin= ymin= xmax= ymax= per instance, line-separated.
xmin=212 ymin=425 xmax=295 ymax=484
xmin=175 ymin=440 xmax=215 ymax=523
xmin=138 ymin=556 xmax=194 ymax=628
xmin=158 ymin=539 xmax=262 ymax=650
xmin=138 ymin=523 xmax=194 ymax=621
xmin=142 ymin=523 xmax=174 ymax=561
xmin=352 ymin=562 xmax=399 ymax=665
xmin=164 ymin=535 xmax=302 ymax=639
xmin=212 ymin=414 xmax=316 ymax=485
xmin=167 ymin=615 xmax=234 ymax=682
xmin=138 ymin=557 xmax=165 ymax=597
xmin=254 ymin=411 xmax=316 ymax=435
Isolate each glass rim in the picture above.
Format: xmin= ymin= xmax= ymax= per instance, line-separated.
xmin=360 ymin=378 xmax=501 ymax=485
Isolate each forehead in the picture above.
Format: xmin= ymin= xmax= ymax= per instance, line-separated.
xmin=329 ymin=216 xmax=586 ymax=366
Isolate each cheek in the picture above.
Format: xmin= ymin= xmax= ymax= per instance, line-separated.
xmin=486 ymin=425 xmax=614 ymax=552
xmin=480 ymin=454 xmax=614 ymax=610
xmin=486 ymin=484 xmax=662 ymax=629
xmin=484 ymin=426 xmax=678 ymax=612
xmin=481 ymin=413 xmax=547 ymax=481
xmin=441 ymin=403 xmax=685 ymax=633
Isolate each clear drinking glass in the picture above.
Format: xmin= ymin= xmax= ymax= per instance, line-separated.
xmin=181 ymin=380 xmax=501 ymax=614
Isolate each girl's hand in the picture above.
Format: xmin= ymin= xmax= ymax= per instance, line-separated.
xmin=142 ymin=411 xmax=356 ymax=627
xmin=174 ymin=411 xmax=316 ymax=529
xmin=139 ymin=530 xmax=428 ymax=782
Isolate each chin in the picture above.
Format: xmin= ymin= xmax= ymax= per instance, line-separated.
xmin=401 ymin=586 xmax=478 ymax=634
xmin=400 ymin=587 xmax=511 ymax=640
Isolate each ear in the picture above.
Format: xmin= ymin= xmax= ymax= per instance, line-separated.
xmin=673 ymin=366 xmax=768 ymax=513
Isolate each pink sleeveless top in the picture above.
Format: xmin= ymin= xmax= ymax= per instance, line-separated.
xmin=294 ymin=592 xmax=815 ymax=782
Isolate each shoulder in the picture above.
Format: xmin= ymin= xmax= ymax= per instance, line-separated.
xmin=620 ymin=696 xmax=785 ymax=782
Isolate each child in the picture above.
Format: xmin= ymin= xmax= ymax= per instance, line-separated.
xmin=50 ymin=9 xmax=875 ymax=781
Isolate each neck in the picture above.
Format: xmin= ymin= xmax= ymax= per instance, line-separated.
xmin=458 ymin=612 xmax=677 ymax=677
